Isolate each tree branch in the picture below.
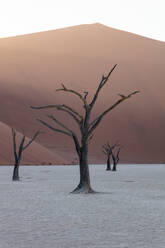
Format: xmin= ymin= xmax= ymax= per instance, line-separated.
xmin=102 ymin=142 xmax=118 ymax=156
xmin=18 ymin=135 xmax=25 ymax=160
xmin=37 ymin=118 xmax=81 ymax=157
xmin=31 ymin=104 xmax=83 ymax=120
xmin=37 ymin=119 xmax=72 ymax=137
xmin=89 ymin=91 xmax=139 ymax=135
xmin=112 ymin=147 xmax=121 ymax=164
xmin=47 ymin=115 xmax=74 ymax=134
xmin=23 ymin=131 xmax=42 ymax=150
xmin=31 ymin=105 xmax=59 ymax=110
xmin=116 ymin=147 xmax=121 ymax=163
xmin=31 ymin=104 xmax=83 ymax=132
xmin=47 ymin=115 xmax=81 ymax=155
xmin=58 ymin=104 xmax=83 ymax=120
xmin=56 ymin=84 xmax=88 ymax=109
xmin=87 ymin=133 xmax=94 ymax=144
xmin=89 ymin=64 xmax=117 ymax=109
xmin=53 ymin=105 xmax=84 ymax=133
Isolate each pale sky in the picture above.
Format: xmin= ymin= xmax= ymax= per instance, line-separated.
xmin=0 ymin=0 xmax=164 ymax=41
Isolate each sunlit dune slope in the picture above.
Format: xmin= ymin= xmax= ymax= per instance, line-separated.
xmin=0 ymin=121 xmax=68 ymax=165
xmin=0 ymin=23 xmax=165 ymax=163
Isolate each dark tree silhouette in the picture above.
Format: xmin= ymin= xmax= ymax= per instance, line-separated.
xmin=111 ymin=146 xmax=121 ymax=171
xmin=31 ymin=65 xmax=139 ymax=193
xmin=102 ymin=142 xmax=118 ymax=171
xmin=11 ymin=128 xmax=41 ymax=181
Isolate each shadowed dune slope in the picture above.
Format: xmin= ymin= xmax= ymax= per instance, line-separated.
xmin=0 ymin=121 xmax=68 ymax=165
xmin=0 ymin=23 xmax=165 ymax=163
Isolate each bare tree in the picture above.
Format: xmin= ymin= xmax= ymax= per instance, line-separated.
xmin=102 ymin=142 xmax=118 ymax=171
xmin=11 ymin=128 xmax=41 ymax=181
xmin=111 ymin=146 xmax=121 ymax=171
xmin=31 ymin=65 xmax=139 ymax=193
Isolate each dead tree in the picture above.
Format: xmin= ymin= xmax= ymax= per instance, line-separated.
xmin=31 ymin=64 xmax=139 ymax=193
xmin=102 ymin=142 xmax=118 ymax=171
xmin=11 ymin=128 xmax=41 ymax=181
xmin=111 ymin=146 xmax=121 ymax=171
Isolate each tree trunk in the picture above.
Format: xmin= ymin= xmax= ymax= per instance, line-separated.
xmin=112 ymin=163 xmax=117 ymax=171
xmin=72 ymin=144 xmax=94 ymax=193
xmin=106 ymin=156 xmax=111 ymax=171
xmin=12 ymin=163 xmax=20 ymax=181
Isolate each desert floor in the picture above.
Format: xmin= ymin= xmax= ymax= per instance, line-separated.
xmin=0 ymin=164 xmax=165 ymax=248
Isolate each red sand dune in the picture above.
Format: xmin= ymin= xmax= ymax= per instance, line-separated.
xmin=0 ymin=121 xmax=68 ymax=165
xmin=0 ymin=23 xmax=165 ymax=164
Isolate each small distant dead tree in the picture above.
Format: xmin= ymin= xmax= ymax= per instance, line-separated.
xmin=111 ymin=146 xmax=121 ymax=171
xmin=102 ymin=142 xmax=119 ymax=171
xmin=11 ymin=128 xmax=41 ymax=181
xmin=31 ymin=64 xmax=139 ymax=193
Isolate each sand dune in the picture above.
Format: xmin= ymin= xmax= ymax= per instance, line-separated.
xmin=0 ymin=23 xmax=165 ymax=163
xmin=0 ymin=121 xmax=68 ymax=165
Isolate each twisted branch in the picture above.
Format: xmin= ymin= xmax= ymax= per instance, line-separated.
xmin=89 ymin=91 xmax=139 ymax=135
xmin=23 ymin=131 xmax=42 ymax=150
xmin=89 ymin=64 xmax=117 ymax=109
xmin=31 ymin=104 xmax=83 ymax=120
xmin=56 ymin=84 xmax=88 ymax=109
xmin=37 ymin=118 xmax=81 ymax=156
xmin=37 ymin=119 xmax=71 ymax=137
xmin=31 ymin=104 xmax=83 ymax=132
xmin=47 ymin=115 xmax=74 ymax=134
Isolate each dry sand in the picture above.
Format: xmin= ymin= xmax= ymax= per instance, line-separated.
xmin=0 ymin=164 xmax=165 ymax=248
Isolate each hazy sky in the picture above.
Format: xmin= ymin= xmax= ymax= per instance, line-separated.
xmin=0 ymin=0 xmax=164 ymax=41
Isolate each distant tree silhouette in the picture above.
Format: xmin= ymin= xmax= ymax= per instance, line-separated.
xmin=111 ymin=145 xmax=121 ymax=171
xmin=11 ymin=128 xmax=41 ymax=181
xmin=31 ymin=64 xmax=139 ymax=193
xmin=102 ymin=142 xmax=119 ymax=171
xmin=103 ymin=142 xmax=121 ymax=171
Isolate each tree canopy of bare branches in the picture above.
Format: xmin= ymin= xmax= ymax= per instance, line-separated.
xmin=31 ymin=64 xmax=139 ymax=193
